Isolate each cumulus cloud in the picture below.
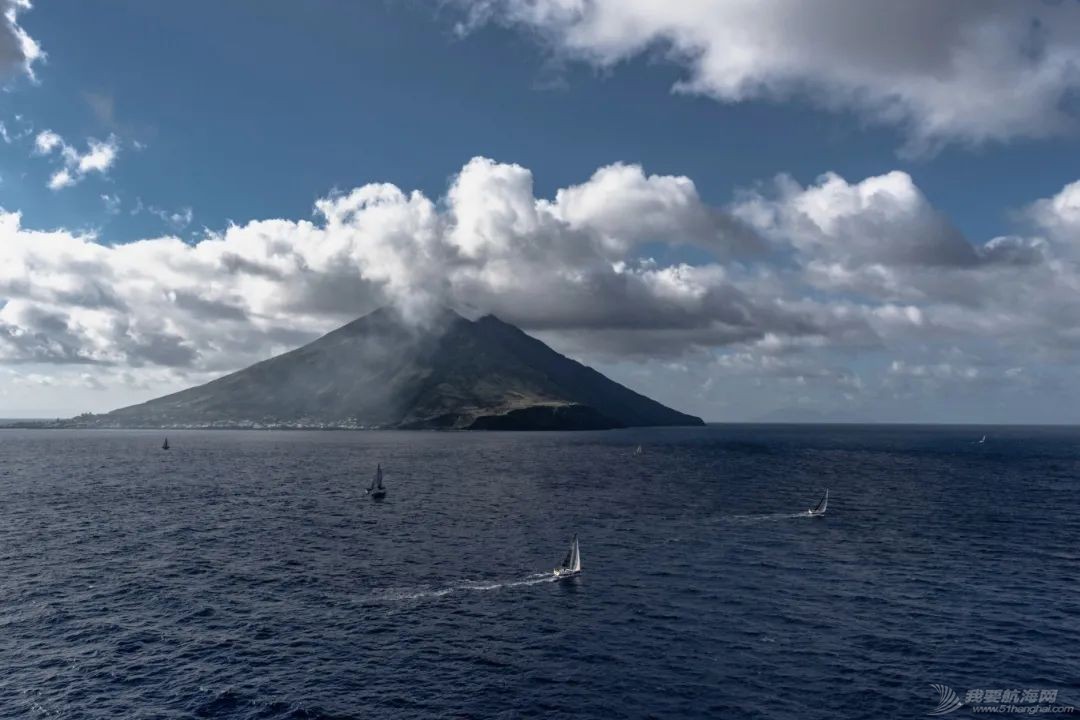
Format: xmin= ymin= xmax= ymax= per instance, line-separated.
xmin=4 ymin=157 xmax=1080 ymax=421
xmin=1028 ymin=179 xmax=1080 ymax=247
xmin=0 ymin=0 xmax=41 ymax=82
xmin=0 ymin=157 xmax=822 ymax=372
xmin=34 ymin=129 xmax=120 ymax=190
xmin=730 ymin=171 xmax=1059 ymax=318
xmin=451 ymin=0 xmax=1080 ymax=151
xmin=732 ymin=171 xmax=978 ymax=269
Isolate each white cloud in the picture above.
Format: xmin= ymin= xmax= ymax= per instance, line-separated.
xmin=47 ymin=168 xmax=73 ymax=190
xmin=101 ymin=193 xmax=121 ymax=215
xmin=3 ymin=158 xmax=1080 ymax=421
xmin=149 ymin=205 xmax=194 ymax=231
xmin=33 ymin=129 xmax=62 ymax=154
xmin=0 ymin=0 xmax=42 ymax=82
xmin=0 ymin=157 xmax=809 ymax=373
xmin=33 ymin=130 xmax=120 ymax=190
xmin=732 ymin=171 xmax=977 ymax=268
xmin=1028 ymin=179 xmax=1080 ymax=248
xmin=77 ymin=137 xmax=118 ymax=174
xmin=453 ymin=0 xmax=1080 ymax=151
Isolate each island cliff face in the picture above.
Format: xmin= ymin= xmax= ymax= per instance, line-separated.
xmin=84 ymin=307 xmax=705 ymax=430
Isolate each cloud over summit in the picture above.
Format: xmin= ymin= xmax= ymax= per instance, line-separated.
xmin=3 ymin=155 xmax=1080 ymax=420
xmin=0 ymin=158 xmax=777 ymax=370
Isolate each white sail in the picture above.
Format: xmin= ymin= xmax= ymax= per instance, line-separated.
xmin=809 ymin=489 xmax=828 ymax=514
xmin=554 ymin=534 xmax=582 ymax=577
xmin=558 ymin=534 xmax=581 ymax=571
xmin=376 ymin=464 xmax=384 ymax=489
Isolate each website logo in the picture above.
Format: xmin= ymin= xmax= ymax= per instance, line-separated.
xmin=925 ymin=685 xmax=1073 ymax=715
xmin=928 ymin=684 xmax=964 ymax=716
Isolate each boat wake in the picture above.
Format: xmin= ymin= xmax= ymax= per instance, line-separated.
xmin=365 ymin=573 xmax=558 ymax=604
xmin=720 ymin=512 xmax=817 ymax=524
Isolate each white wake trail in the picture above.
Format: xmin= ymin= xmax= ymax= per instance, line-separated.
xmin=367 ymin=573 xmax=558 ymax=604
xmin=720 ymin=512 xmax=813 ymax=524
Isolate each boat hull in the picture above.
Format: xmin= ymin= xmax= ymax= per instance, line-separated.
xmin=553 ymin=569 xmax=581 ymax=580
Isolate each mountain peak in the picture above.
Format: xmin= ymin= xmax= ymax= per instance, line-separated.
xmin=84 ymin=306 xmax=704 ymax=430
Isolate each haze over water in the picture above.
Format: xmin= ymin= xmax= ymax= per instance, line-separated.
xmin=0 ymin=425 xmax=1077 ymax=718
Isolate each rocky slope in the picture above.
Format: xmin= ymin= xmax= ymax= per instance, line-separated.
xmin=81 ymin=307 xmax=705 ymax=430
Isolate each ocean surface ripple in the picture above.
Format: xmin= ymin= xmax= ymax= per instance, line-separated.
xmin=0 ymin=425 xmax=1077 ymax=718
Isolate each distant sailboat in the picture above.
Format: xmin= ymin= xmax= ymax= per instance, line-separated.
xmin=367 ymin=464 xmax=386 ymax=500
xmin=807 ymin=489 xmax=828 ymax=517
xmin=553 ymin=534 xmax=582 ymax=579
xmin=977 ymin=435 xmax=987 ymax=444
xmin=162 ymin=437 xmax=170 ymax=451
xmin=634 ymin=445 xmax=643 ymax=456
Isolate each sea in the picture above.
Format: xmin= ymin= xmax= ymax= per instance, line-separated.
xmin=0 ymin=425 xmax=1077 ymax=719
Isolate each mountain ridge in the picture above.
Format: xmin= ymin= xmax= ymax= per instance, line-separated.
xmin=74 ymin=306 xmax=704 ymax=430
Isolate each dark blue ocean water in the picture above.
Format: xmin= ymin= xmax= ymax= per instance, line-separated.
xmin=0 ymin=425 xmax=1077 ymax=719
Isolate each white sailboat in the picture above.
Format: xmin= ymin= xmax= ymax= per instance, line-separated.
xmin=807 ymin=489 xmax=828 ymax=517
xmin=553 ymin=534 xmax=582 ymax=579
xmin=977 ymin=435 xmax=987 ymax=444
xmin=367 ymin=464 xmax=386 ymax=500
xmin=634 ymin=445 xmax=643 ymax=456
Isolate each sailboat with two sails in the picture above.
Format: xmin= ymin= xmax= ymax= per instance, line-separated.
xmin=553 ymin=534 xmax=582 ymax=579
xmin=367 ymin=464 xmax=387 ymax=500
xmin=806 ymin=489 xmax=828 ymax=517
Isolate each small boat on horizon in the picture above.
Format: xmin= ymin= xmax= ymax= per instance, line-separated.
xmin=634 ymin=445 xmax=643 ymax=456
xmin=367 ymin=463 xmax=386 ymax=500
xmin=807 ymin=489 xmax=828 ymax=517
xmin=162 ymin=438 xmax=170 ymax=450
xmin=553 ymin=534 xmax=582 ymax=579
xmin=977 ymin=435 xmax=987 ymax=444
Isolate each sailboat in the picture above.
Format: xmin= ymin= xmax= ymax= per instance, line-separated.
xmin=367 ymin=464 xmax=386 ymax=500
xmin=977 ymin=435 xmax=987 ymax=444
xmin=807 ymin=489 xmax=828 ymax=517
xmin=162 ymin=437 xmax=170 ymax=451
xmin=634 ymin=445 xmax=643 ymax=456
xmin=553 ymin=534 xmax=582 ymax=579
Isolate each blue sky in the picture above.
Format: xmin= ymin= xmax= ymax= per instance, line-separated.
xmin=4 ymin=1 xmax=1080 ymax=421
xmin=8 ymin=0 xmax=1076 ymax=243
